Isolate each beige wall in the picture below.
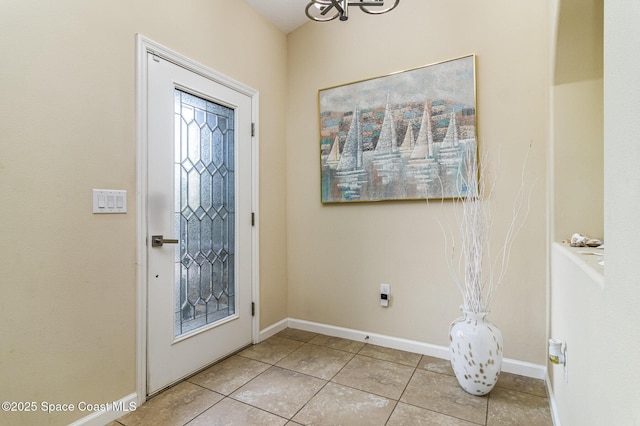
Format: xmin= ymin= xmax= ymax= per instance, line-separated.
xmin=286 ymin=0 xmax=548 ymax=364
xmin=551 ymin=0 xmax=604 ymax=242
xmin=553 ymin=0 xmax=603 ymax=85
xmin=552 ymin=78 xmax=604 ymax=241
xmin=0 ymin=1 xmax=287 ymax=425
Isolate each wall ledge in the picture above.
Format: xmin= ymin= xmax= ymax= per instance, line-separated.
xmin=552 ymin=242 xmax=604 ymax=288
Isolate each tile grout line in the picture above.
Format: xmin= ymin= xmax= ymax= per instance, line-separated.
xmin=216 ymin=396 xmax=292 ymax=425
xmin=179 ymin=390 xmax=224 ymax=426
xmin=219 ymin=345 xmax=300 ymax=422
xmin=223 ymin=362 xmax=312 ymax=422
xmin=283 ymin=336 xmax=435 ymax=417
xmin=485 ymin=391 xmax=491 ymax=426
xmin=284 ymin=339 xmax=357 ymax=422
xmin=381 ymin=362 xmax=417 ymax=426
xmin=266 ymin=338 xmax=412 ymax=423
xmin=233 ymin=337 xmax=339 ymax=422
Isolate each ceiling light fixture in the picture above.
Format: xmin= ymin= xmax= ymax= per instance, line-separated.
xmin=305 ymin=0 xmax=400 ymax=22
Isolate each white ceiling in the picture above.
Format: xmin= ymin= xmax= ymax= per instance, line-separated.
xmin=244 ymin=0 xmax=310 ymax=34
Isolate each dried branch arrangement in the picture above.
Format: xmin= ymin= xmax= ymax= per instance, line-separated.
xmin=435 ymin=143 xmax=534 ymax=313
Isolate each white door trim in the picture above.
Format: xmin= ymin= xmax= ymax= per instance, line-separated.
xmin=135 ymin=34 xmax=259 ymax=404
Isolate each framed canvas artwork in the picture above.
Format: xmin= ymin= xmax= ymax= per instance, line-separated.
xmin=319 ymin=54 xmax=477 ymax=203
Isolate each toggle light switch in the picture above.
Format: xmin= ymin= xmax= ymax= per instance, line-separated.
xmin=93 ymin=189 xmax=127 ymax=214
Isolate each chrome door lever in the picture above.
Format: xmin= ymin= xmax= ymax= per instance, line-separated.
xmin=151 ymin=235 xmax=179 ymax=247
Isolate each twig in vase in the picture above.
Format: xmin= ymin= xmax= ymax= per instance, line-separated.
xmin=430 ymin=142 xmax=535 ymax=314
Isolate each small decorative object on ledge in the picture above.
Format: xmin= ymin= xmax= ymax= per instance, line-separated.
xmin=306 ymin=0 xmax=400 ymax=22
xmin=566 ymin=232 xmax=602 ymax=247
xmin=440 ymin=145 xmax=534 ymax=395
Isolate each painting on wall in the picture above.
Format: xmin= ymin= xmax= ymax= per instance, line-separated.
xmin=319 ymin=54 xmax=477 ymax=203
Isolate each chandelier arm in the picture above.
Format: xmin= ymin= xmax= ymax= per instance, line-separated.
xmin=305 ymin=1 xmax=341 ymax=21
xmin=329 ymin=0 xmax=347 ymax=18
xmin=359 ymin=0 xmax=400 ymax=15
xmin=321 ymin=4 xmax=337 ymax=16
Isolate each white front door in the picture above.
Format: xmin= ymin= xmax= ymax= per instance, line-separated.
xmin=146 ymin=51 xmax=254 ymax=395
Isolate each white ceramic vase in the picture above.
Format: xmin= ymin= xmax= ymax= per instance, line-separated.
xmin=449 ymin=308 xmax=503 ymax=395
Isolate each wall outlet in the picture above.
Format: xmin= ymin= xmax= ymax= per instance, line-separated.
xmin=380 ymin=284 xmax=390 ymax=307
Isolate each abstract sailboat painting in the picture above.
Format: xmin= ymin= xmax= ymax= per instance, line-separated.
xmin=319 ymin=55 xmax=477 ymax=203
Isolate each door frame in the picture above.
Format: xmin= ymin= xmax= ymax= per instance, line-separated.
xmin=135 ymin=34 xmax=260 ymax=403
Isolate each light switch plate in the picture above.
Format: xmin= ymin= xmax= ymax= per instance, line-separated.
xmin=93 ymin=189 xmax=127 ymax=214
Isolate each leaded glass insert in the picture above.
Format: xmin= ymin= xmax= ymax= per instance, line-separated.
xmin=174 ymin=89 xmax=235 ymax=337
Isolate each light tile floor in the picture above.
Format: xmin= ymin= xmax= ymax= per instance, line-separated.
xmin=112 ymin=328 xmax=552 ymax=425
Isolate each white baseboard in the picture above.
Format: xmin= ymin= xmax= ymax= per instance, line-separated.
xmin=546 ymin=371 xmax=562 ymax=426
xmin=279 ymin=318 xmax=546 ymax=380
xmin=67 ymin=393 xmax=138 ymax=426
xmin=287 ymin=318 xmax=451 ymax=360
xmin=258 ymin=317 xmax=288 ymax=341
xmin=500 ymin=357 xmax=547 ymax=380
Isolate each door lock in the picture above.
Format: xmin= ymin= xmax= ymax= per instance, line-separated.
xmin=151 ymin=235 xmax=179 ymax=247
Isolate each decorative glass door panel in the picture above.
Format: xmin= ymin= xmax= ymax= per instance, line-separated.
xmin=174 ymin=89 xmax=235 ymax=337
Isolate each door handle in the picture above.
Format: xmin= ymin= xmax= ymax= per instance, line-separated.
xmin=151 ymin=235 xmax=179 ymax=247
